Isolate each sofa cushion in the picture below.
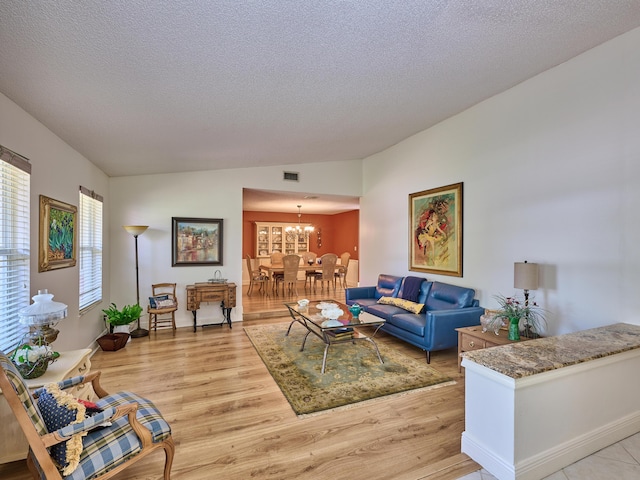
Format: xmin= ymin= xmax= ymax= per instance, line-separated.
xmin=417 ymin=281 xmax=433 ymax=304
xmin=378 ymin=296 xmax=424 ymax=314
xmin=366 ymin=303 xmax=408 ymax=321
xmin=386 ymin=312 xmax=427 ymax=337
xmin=425 ymin=282 xmax=475 ymax=310
xmin=374 ymin=274 xmax=404 ymax=299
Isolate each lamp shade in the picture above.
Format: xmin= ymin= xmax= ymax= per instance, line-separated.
xmin=19 ymin=290 xmax=68 ymax=326
xmin=514 ymin=262 xmax=538 ymax=291
xmin=123 ymin=225 xmax=148 ymax=236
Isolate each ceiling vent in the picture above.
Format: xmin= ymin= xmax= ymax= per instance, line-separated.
xmin=283 ymin=171 xmax=299 ymax=181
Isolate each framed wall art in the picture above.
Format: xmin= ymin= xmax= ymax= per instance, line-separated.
xmin=39 ymin=195 xmax=77 ymax=272
xmin=409 ymin=182 xmax=463 ymax=277
xmin=172 ymin=217 xmax=223 ymax=266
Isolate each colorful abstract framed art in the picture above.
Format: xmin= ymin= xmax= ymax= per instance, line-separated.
xmin=409 ymin=182 xmax=463 ymax=277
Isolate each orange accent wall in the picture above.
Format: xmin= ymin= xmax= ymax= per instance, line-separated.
xmin=242 ymin=210 xmax=359 ymax=260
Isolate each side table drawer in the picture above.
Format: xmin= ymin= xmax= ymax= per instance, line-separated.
xmin=460 ymin=334 xmax=485 ymax=351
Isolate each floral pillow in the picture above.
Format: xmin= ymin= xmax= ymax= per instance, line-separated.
xmin=149 ymin=295 xmax=169 ymax=308
xmin=156 ymin=298 xmax=176 ymax=308
xmin=377 ymin=296 xmax=425 ymax=314
xmin=37 ymin=383 xmax=86 ymax=475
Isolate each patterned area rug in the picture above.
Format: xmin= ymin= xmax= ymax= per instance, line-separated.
xmin=244 ymin=323 xmax=454 ymax=416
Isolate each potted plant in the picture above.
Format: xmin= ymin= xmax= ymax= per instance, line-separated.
xmin=102 ymin=303 xmax=143 ymax=334
xmin=493 ymin=294 xmax=547 ymax=341
xmin=11 ymin=344 xmax=60 ymax=379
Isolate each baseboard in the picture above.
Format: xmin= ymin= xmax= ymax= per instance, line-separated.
xmin=463 ymin=411 xmax=640 ymax=480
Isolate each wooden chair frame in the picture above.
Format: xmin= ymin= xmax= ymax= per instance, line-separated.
xmin=148 ymin=283 xmax=178 ymax=331
xmin=0 ymin=355 xmax=175 ymax=479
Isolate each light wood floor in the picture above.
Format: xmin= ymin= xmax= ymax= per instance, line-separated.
xmin=0 ymin=284 xmax=480 ymax=480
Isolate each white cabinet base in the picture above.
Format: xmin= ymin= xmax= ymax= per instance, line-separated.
xmin=461 ymin=348 xmax=640 ymax=480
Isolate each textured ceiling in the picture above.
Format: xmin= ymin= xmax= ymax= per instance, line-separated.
xmin=1 ymin=1 xmax=640 ymax=179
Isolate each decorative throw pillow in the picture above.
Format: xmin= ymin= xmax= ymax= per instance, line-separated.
xmin=149 ymin=294 xmax=169 ymax=308
xmin=378 ymin=296 xmax=425 ymax=314
xmin=156 ymin=298 xmax=176 ymax=308
xmin=37 ymin=383 xmax=86 ymax=475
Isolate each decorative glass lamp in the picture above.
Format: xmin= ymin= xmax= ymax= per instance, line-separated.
xmin=18 ymin=289 xmax=68 ymax=345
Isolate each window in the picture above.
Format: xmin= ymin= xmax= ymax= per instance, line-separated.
xmin=78 ymin=187 xmax=103 ymax=312
xmin=0 ymin=145 xmax=31 ymax=353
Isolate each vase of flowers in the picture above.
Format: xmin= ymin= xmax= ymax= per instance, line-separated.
xmin=11 ymin=344 xmax=60 ymax=379
xmin=493 ymin=294 xmax=547 ymax=341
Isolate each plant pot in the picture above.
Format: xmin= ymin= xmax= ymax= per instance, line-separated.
xmin=112 ymin=324 xmax=132 ymax=343
xmin=97 ymin=333 xmax=130 ymax=351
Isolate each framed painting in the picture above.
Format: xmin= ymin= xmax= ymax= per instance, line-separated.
xmin=39 ymin=195 xmax=77 ymax=272
xmin=409 ymin=182 xmax=463 ymax=277
xmin=172 ymin=217 xmax=223 ymax=266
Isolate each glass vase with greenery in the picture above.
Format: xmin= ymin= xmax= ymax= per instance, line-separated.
xmin=493 ymin=294 xmax=547 ymax=339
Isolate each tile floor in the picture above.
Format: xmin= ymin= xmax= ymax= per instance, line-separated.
xmin=457 ymin=432 xmax=640 ymax=480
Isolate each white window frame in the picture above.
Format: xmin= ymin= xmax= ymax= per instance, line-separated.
xmin=78 ymin=186 xmax=103 ymax=313
xmin=0 ymin=145 xmax=31 ymax=353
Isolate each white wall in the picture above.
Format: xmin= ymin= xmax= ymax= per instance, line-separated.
xmin=360 ymin=27 xmax=640 ymax=335
xmin=4 ymin=25 xmax=640 ymax=347
xmin=0 ymin=93 xmax=110 ymax=351
xmin=108 ymin=161 xmax=363 ymax=328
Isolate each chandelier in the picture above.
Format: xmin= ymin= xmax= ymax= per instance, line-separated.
xmin=285 ymin=205 xmax=314 ymax=238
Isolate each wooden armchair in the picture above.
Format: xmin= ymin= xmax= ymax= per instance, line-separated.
xmin=246 ymin=255 xmax=270 ymax=296
xmin=147 ymin=283 xmax=178 ymax=331
xmin=0 ymin=352 xmax=174 ymax=480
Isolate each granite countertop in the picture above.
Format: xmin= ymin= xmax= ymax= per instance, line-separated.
xmin=461 ymin=323 xmax=640 ymax=379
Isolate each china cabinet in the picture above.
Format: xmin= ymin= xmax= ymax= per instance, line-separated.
xmin=255 ymin=222 xmax=311 ymax=258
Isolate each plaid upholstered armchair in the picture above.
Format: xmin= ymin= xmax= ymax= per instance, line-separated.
xmin=0 ymin=352 xmax=174 ymax=479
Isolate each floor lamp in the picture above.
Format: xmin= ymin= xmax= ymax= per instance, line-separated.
xmin=123 ymin=225 xmax=149 ymax=338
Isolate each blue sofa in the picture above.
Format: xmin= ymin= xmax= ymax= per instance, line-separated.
xmin=346 ymin=274 xmax=483 ymax=363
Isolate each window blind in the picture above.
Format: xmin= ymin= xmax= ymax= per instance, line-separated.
xmin=0 ymin=145 xmax=31 ymax=353
xmin=79 ymin=187 xmax=103 ymax=312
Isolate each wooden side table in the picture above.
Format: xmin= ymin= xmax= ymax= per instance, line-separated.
xmin=456 ymin=326 xmax=533 ymax=372
xmin=0 ymin=348 xmax=92 ymax=464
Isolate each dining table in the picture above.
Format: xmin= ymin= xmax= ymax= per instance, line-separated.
xmin=259 ymin=262 xmax=346 ymax=293
xmin=258 ymin=262 xmax=346 ymax=277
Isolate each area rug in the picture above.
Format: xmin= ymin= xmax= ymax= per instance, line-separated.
xmin=244 ymin=323 xmax=455 ymax=416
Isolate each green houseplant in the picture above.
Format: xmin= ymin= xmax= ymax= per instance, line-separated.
xmin=102 ymin=303 xmax=143 ymax=328
xmin=493 ymin=294 xmax=547 ymax=341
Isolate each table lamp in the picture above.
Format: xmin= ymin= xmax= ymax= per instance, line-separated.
xmin=514 ymin=260 xmax=538 ymax=307
xmin=18 ymin=289 xmax=68 ymax=345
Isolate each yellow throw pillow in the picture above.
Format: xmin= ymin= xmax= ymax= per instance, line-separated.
xmin=378 ymin=296 xmax=425 ymax=314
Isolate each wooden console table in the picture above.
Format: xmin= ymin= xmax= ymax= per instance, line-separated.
xmin=186 ymin=282 xmax=237 ymax=331
xmin=0 ymin=349 xmax=92 ymax=464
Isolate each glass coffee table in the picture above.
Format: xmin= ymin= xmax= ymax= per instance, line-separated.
xmin=284 ymin=299 xmax=385 ymax=374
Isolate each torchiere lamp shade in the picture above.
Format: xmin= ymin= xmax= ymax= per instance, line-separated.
xmin=123 ymin=225 xmax=148 ymax=236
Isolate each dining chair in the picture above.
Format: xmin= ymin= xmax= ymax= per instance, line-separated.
xmin=147 ymin=283 xmax=178 ymax=331
xmin=269 ymin=252 xmax=285 ymax=292
xmin=246 ymin=255 xmax=270 ymax=296
xmin=300 ymin=252 xmax=318 ymax=289
xmin=313 ymin=253 xmax=338 ymax=292
xmin=277 ymin=254 xmax=301 ymax=296
xmin=335 ymin=252 xmax=351 ymax=288
xmin=0 ymin=352 xmax=175 ymax=480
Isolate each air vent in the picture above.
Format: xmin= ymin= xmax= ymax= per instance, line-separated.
xmin=283 ymin=171 xmax=299 ymax=181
